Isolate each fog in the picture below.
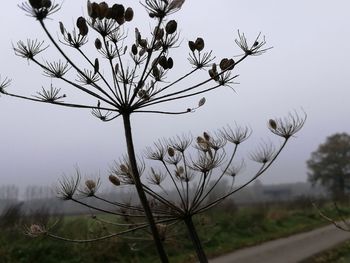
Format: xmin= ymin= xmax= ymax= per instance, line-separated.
xmin=0 ymin=0 xmax=349 ymax=192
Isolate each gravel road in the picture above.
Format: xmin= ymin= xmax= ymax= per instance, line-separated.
xmin=210 ymin=224 xmax=350 ymax=263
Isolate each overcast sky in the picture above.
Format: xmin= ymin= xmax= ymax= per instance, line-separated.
xmin=0 ymin=0 xmax=349 ymax=193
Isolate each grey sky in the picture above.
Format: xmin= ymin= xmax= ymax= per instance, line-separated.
xmin=0 ymin=0 xmax=349 ymax=191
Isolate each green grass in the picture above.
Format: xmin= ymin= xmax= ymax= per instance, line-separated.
xmin=301 ymin=241 xmax=350 ymax=263
xmin=1 ymin=201 xmax=349 ymax=263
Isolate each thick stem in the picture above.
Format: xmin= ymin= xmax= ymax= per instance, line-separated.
xmin=122 ymin=113 xmax=169 ymax=263
xmin=184 ymin=216 xmax=208 ymax=263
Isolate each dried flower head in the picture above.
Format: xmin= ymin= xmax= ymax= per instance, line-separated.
xmin=91 ymin=107 xmax=114 ymax=121
xmin=148 ymin=168 xmax=166 ymax=185
xmin=13 ymin=39 xmax=48 ymax=59
xmin=0 ymin=76 xmax=11 ymax=95
xmin=56 ymin=171 xmax=81 ymax=200
xmin=250 ymin=142 xmax=275 ymax=163
xmin=188 ymin=50 xmax=214 ymax=69
xmin=80 ymin=178 xmax=101 ymax=196
xmin=190 ymin=151 xmax=224 ymax=173
xmin=225 ymin=162 xmax=244 ymax=179
xmin=220 ymin=124 xmax=251 ymax=145
xmin=25 ymin=224 xmax=46 ymax=237
xmin=33 ymin=84 xmax=66 ymax=102
xmin=145 ymin=140 xmax=167 ymax=161
xmin=110 ymin=157 xmax=145 ymax=185
xmin=76 ymin=69 xmax=101 ymax=85
xmin=19 ymin=0 xmax=60 ymax=20
xmin=143 ymin=0 xmax=184 ymax=19
xmin=235 ymin=30 xmax=271 ymax=56
xmin=169 ymin=134 xmax=192 ymax=153
xmin=43 ymin=60 xmax=70 ymax=78
xmin=268 ymin=111 xmax=306 ymax=139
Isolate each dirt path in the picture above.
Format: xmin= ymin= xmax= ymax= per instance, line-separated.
xmin=210 ymin=224 xmax=350 ymax=263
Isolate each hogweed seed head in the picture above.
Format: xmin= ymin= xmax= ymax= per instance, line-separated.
xmin=268 ymin=112 xmax=306 ymax=139
xmin=109 ymin=174 xmax=121 ymax=186
xmin=26 ymin=224 xmax=46 ymax=237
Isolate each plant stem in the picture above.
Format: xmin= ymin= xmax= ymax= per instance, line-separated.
xmin=122 ymin=113 xmax=169 ymax=263
xmin=184 ymin=216 xmax=208 ymax=263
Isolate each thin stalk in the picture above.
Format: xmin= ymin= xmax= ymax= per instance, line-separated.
xmin=122 ymin=113 xmax=169 ymax=263
xmin=184 ymin=216 xmax=208 ymax=263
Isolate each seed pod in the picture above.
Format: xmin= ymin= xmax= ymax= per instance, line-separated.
xmin=94 ymin=58 xmax=99 ymax=74
xmin=197 ymin=136 xmax=205 ymax=144
xmin=125 ymin=7 xmax=134 ymax=21
xmin=95 ymin=38 xmax=102 ymax=49
xmin=227 ymin=59 xmax=235 ymax=70
xmin=167 ymin=57 xmax=174 ymax=69
xmin=177 ymin=166 xmax=184 ymax=174
xmin=168 ymin=0 xmax=185 ymax=10
xmin=135 ymin=28 xmax=141 ymax=45
xmin=42 ymin=0 xmax=52 ymax=8
xmin=112 ymin=4 xmax=125 ymax=19
xmin=219 ymin=58 xmax=235 ymax=71
xmin=139 ymin=48 xmax=146 ymax=56
xmin=152 ymin=66 xmax=160 ymax=80
xmin=153 ymin=26 xmax=164 ymax=40
xmin=209 ymin=63 xmax=219 ymax=81
xmin=67 ymin=33 xmax=73 ymax=43
xmin=90 ymin=2 xmax=100 ymax=19
xmin=139 ymin=39 xmax=147 ymax=48
xmin=120 ymin=164 xmax=128 ymax=173
xmin=165 ymin=20 xmax=177 ymax=34
xmin=154 ymin=41 xmax=162 ymax=50
xmin=76 ymin=16 xmax=86 ymax=28
xmin=29 ymin=0 xmax=43 ymax=9
xmin=79 ymin=24 xmax=89 ymax=36
xmin=106 ymin=8 xmax=113 ymax=19
xmin=188 ymin=41 xmax=196 ymax=52
xmin=98 ymin=2 xmax=109 ymax=19
xmin=137 ymin=89 xmax=146 ymax=98
xmin=198 ymin=97 xmax=206 ymax=107
xmin=87 ymin=0 xmax=92 ymax=16
xmin=131 ymin=44 xmax=138 ymax=55
xmin=158 ymin=56 xmax=168 ymax=69
xmin=116 ymin=15 xmax=125 ymax=25
xmin=109 ymin=175 xmax=120 ymax=186
xmin=115 ymin=63 xmax=119 ymax=74
xmin=59 ymin=22 xmax=65 ymax=35
xmin=168 ymin=147 xmax=175 ymax=157
xmin=203 ymin=132 xmax=210 ymax=141
xmin=85 ymin=180 xmax=96 ymax=191
xmin=77 ymin=17 xmax=88 ymax=36
xmin=269 ymin=119 xmax=277 ymax=130
xmin=195 ymin=37 xmax=204 ymax=51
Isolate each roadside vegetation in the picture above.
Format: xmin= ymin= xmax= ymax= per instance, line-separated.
xmin=1 ymin=198 xmax=349 ymax=263
xmin=302 ymin=241 xmax=350 ymax=263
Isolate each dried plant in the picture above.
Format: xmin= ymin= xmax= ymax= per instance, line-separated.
xmin=0 ymin=0 xmax=304 ymax=262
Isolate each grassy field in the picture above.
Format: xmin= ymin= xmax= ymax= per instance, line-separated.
xmin=1 ymin=199 xmax=348 ymax=263
xmin=302 ymin=240 xmax=350 ymax=263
